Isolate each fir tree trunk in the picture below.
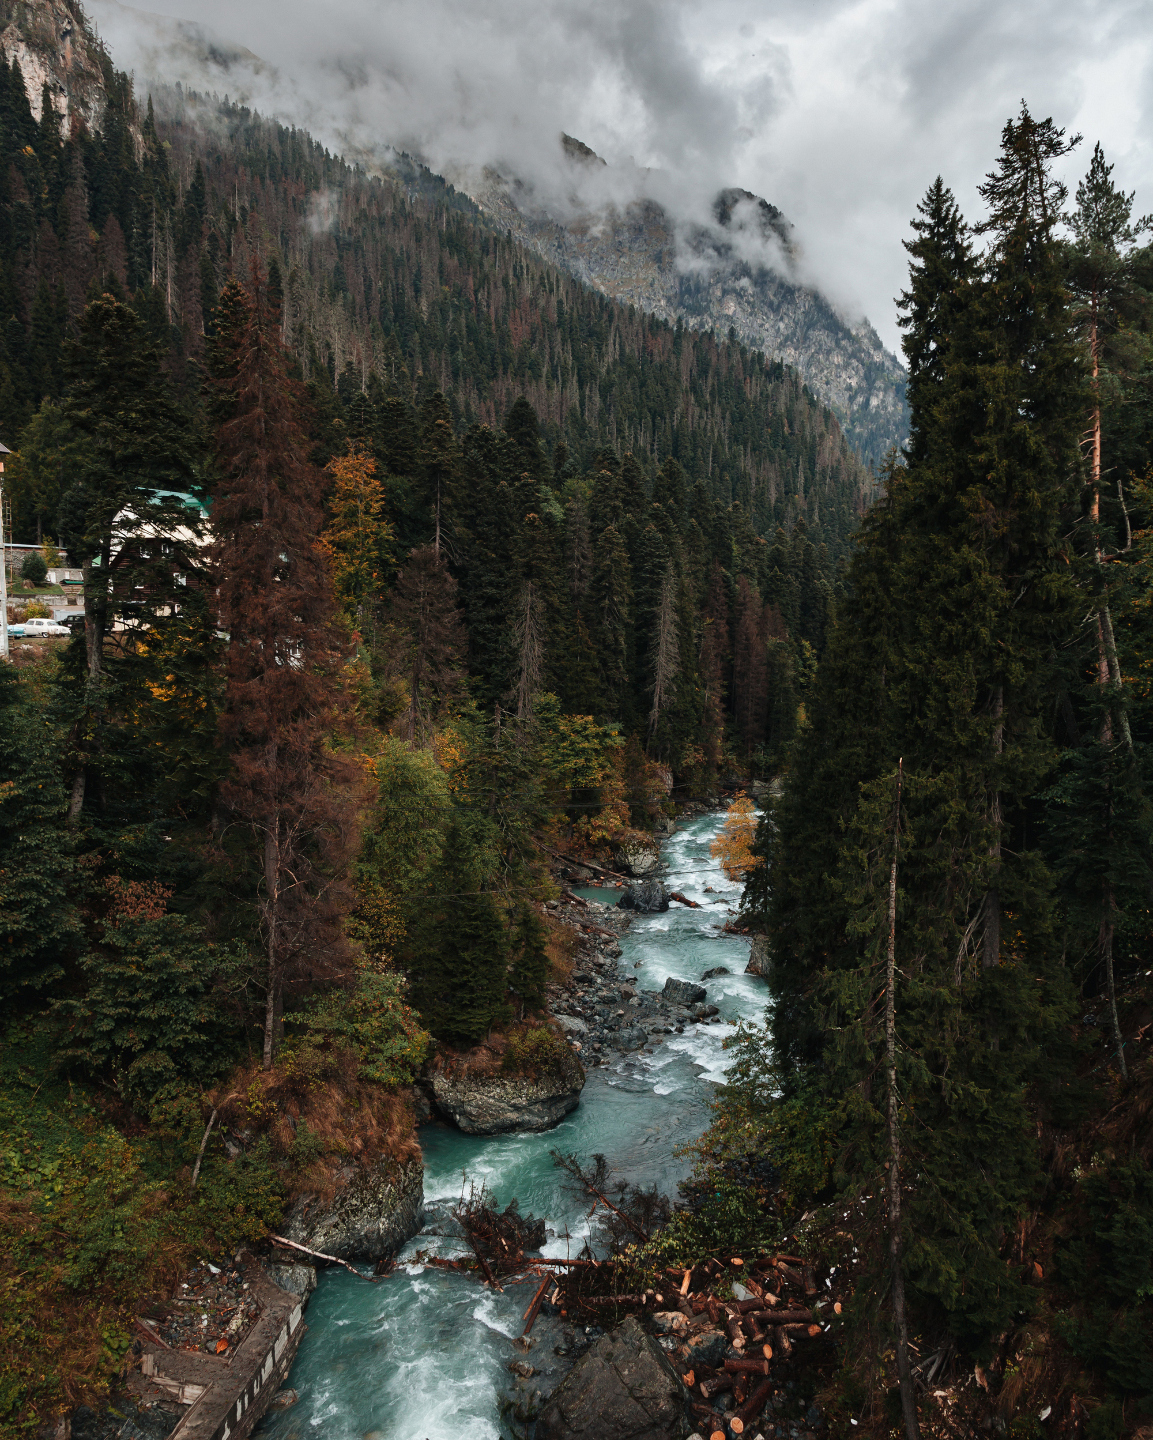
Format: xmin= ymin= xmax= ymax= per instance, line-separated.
xmin=70 ymin=553 xmax=110 ymax=822
xmin=1102 ymin=779 xmax=1127 ymax=1078
xmin=982 ymin=688 xmax=1003 ymax=969
xmin=263 ymin=788 xmax=280 ymax=1072
xmin=885 ymin=761 xmax=920 ymax=1440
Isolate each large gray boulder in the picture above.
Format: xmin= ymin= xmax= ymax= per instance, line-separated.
xmin=745 ymin=934 xmax=771 ymax=978
xmin=662 ymin=977 xmax=707 ymax=1006
xmin=554 ymin=1013 xmax=589 ymax=1036
xmin=617 ymin=880 xmax=670 ymax=914
xmin=614 ymin=1025 xmax=648 ymax=1051
xmin=613 ymin=838 xmax=661 ymax=877
xmin=431 ymin=1049 xmax=585 ymax=1134
xmin=536 ymin=1315 xmax=692 ymax=1440
xmin=284 ymin=1157 xmax=423 ymax=1261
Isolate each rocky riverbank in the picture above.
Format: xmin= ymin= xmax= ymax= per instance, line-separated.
xmin=542 ymin=827 xmax=740 ymax=1069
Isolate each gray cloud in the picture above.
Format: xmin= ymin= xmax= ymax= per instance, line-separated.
xmin=87 ymin=0 xmax=1153 ymax=351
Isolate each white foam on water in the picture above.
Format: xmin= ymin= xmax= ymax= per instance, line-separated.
xmin=259 ymin=808 xmax=768 ymax=1440
xmin=471 ymin=1295 xmax=517 ymax=1338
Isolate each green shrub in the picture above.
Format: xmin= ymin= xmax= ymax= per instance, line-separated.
xmin=282 ymin=971 xmax=429 ymax=1086
xmin=54 ymin=915 xmax=249 ymax=1100
xmin=19 ymin=552 xmax=47 ymax=585
xmin=503 ymin=1025 xmax=570 ymax=1076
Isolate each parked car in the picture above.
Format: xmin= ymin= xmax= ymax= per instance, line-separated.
xmin=22 ymin=617 xmax=71 ymax=637
xmin=6 ymin=623 xmax=24 ymax=638
xmin=60 ymin=614 xmax=86 ymax=633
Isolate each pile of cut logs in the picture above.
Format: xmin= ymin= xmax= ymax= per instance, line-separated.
xmin=543 ymin=1251 xmax=835 ymax=1437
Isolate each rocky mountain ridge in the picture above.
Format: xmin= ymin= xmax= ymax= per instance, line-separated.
xmin=13 ymin=1 xmax=905 ymax=469
xmin=0 ymin=0 xmax=107 ymax=134
xmin=467 ymin=144 xmax=908 ymax=467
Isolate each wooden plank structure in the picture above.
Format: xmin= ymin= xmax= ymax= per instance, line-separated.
xmin=130 ymin=1256 xmax=306 ymax=1440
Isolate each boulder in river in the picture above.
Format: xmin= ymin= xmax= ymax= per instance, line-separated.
xmin=745 ymin=933 xmax=771 ymax=978
xmin=284 ymin=1157 xmax=424 ymax=1262
xmin=617 ymin=880 xmax=670 ymax=913
xmin=535 ymin=1314 xmax=693 ymax=1440
xmin=700 ymin=966 xmax=730 ymax=980
xmin=431 ymin=1049 xmax=585 ymax=1134
xmin=615 ymin=1025 xmax=647 ymax=1050
xmin=662 ymin=977 xmax=707 ymax=1006
xmin=613 ymin=837 xmax=660 ymax=877
xmin=264 ymin=1260 xmax=318 ymax=1299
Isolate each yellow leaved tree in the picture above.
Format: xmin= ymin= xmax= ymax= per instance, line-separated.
xmin=321 ymin=443 xmax=393 ymax=625
xmin=710 ymin=791 xmax=764 ymax=882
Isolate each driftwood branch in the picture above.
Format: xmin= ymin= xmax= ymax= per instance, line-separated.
xmin=190 ymin=1108 xmax=217 ymax=1189
xmin=544 ymin=847 xmax=630 ymax=883
xmin=269 ymin=1234 xmax=377 ymax=1281
xmin=521 ymin=1273 xmax=552 ymax=1335
xmin=553 ymin=1152 xmax=650 ymax=1242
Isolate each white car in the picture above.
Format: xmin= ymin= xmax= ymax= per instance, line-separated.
xmin=22 ymin=617 xmax=71 ymax=637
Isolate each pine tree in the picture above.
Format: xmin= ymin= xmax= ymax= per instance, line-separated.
xmin=0 ymin=666 xmax=78 ymax=999
xmin=405 ymin=818 xmax=511 ymax=1044
xmin=590 ymin=524 xmax=632 ymax=721
xmin=647 ymin=562 xmax=679 ymax=748
xmin=210 ymin=274 xmax=357 ymax=1068
xmin=57 ymin=294 xmax=200 ymax=820
xmin=389 ymin=545 xmax=467 ymax=743
xmin=898 ymin=177 xmax=974 ymax=464
xmin=508 ymin=902 xmax=549 ymax=1017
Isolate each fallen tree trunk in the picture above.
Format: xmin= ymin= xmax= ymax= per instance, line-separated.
xmin=270 ymin=1234 xmax=377 ymax=1281
xmin=521 ymin=1273 xmax=552 ymax=1336
xmin=668 ymin=891 xmax=702 ymax=908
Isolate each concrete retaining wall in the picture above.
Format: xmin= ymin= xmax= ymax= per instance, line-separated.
xmin=132 ymin=1258 xmax=305 ymax=1440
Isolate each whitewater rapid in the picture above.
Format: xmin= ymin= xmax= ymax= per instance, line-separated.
xmin=258 ymin=810 xmax=766 ymax=1440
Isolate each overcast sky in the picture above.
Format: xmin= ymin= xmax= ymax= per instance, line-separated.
xmin=88 ymin=0 xmax=1153 ymax=354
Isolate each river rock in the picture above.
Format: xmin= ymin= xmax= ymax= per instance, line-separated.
xmin=554 ymin=1013 xmax=589 ymax=1036
xmin=536 ymin=1315 xmax=693 ymax=1440
xmin=431 ymin=1050 xmax=585 ymax=1134
xmin=685 ymin=1329 xmax=727 ymax=1370
xmin=615 ymin=1025 xmax=648 ymax=1051
xmin=284 ymin=1157 xmax=424 ymax=1262
xmin=700 ymin=966 xmax=729 ymax=980
xmin=662 ymin=977 xmax=707 ymax=1006
xmin=264 ymin=1261 xmax=317 ymax=1300
xmin=745 ymin=934 xmax=771 ymax=978
xmin=617 ymin=880 xmax=670 ymax=913
xmin=613 ymin=838 xmax=661 ymax=877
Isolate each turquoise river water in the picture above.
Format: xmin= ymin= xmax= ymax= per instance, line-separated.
xmin=258 ymin=810 xmax=767 ymax=1440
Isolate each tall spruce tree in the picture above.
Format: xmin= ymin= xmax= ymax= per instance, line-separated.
xmin=756 ymin=109 xmax=1087 ymax=1360
xmin=210 ymin=273 xmax=356 ymax=1068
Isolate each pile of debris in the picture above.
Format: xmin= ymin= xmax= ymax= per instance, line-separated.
xmin=548 ymin=1251 xmax=835 ymax=1437
xmin=451 ymin=1183 xmax=548 ymax=1284
xmin=138 ymin=1260 xmax=262 ymax=1357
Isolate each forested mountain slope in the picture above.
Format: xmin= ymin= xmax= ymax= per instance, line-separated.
xmin=471 ymin=151 xmax=908 ymax=467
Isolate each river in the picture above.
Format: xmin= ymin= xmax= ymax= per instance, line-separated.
xmin=258 ymin=809 xmax=767 ymax=1440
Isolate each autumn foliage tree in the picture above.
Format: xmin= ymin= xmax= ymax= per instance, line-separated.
xmin=321 ymin=442 xmax=393 ymax=628
xmin=210 ymin=273 xmax=358 ymax=1068
xmin=710 ymin=791 xmax=763 ymax=882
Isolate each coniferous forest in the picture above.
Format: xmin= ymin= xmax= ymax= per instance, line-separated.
xmin=1 ymin=10 xmax=1153 ymax=1434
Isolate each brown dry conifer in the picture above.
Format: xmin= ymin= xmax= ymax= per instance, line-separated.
xmin=210 ymin=270 xmax=357 ymax=1069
